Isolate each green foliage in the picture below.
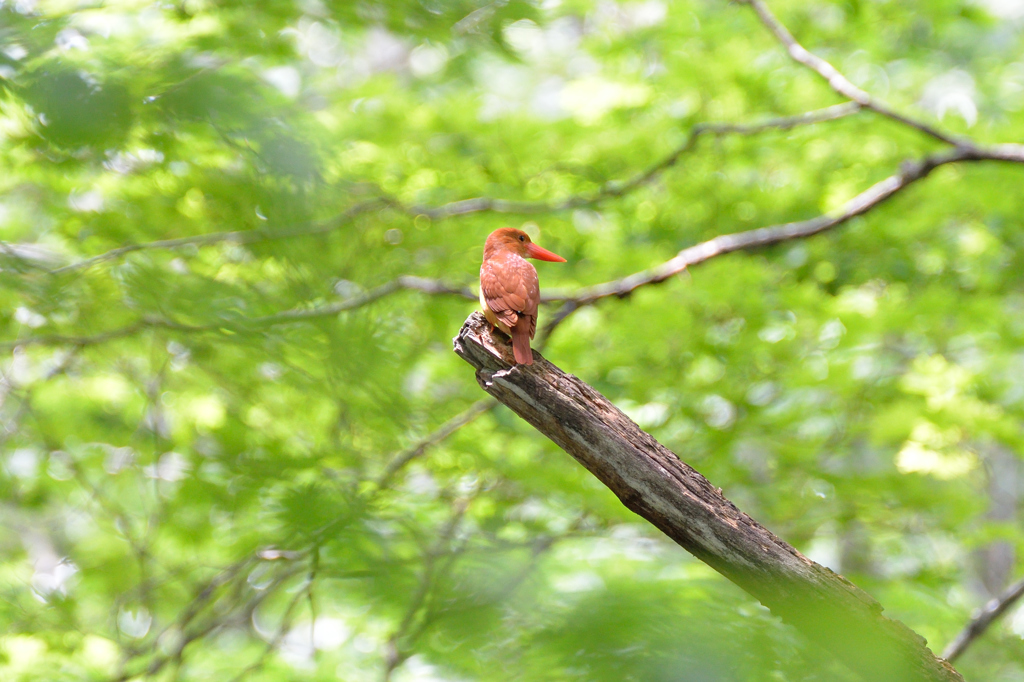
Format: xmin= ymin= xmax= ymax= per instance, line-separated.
xmin=1 ymin=0 xmax=1023 ymax=680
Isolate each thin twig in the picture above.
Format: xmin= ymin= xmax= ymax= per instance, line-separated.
xmin=111 ymin=555 xmax=295 ymax=681
xmin=225 ymin=554 xmax=319 ymax=682
xmin=0 ymin=277 xmax=474 ymax=349
xmin=48 ymin=199 xmax=387 ymax=275
xmin=375 ymin=399 xmax=497 ymax=490
xmin=0 ymin=348 xmax=77 ymax=449
xmin=383 ymin=494 xmax=473 ymax=682
xmin=410 ymin=102 xmax=862 ymax=218
xmin=246 ymin=276 xmax=476 ymax=326
xmin=943 ymin=575 xmax=1024 ymax=662
xmin=142 ymin=567 xmax=300 ymax=680
xmin=598 ymin=102 xmax=862 ymax=200
xmin=0 ymin=322 xmax=150 ymax=349
xmin=0 ymin=241 xmax=61 ymax=271
xmin=741 ymin=0 xmax=964 ymax=147
xmin=536 ymin=299 xmax=578 ymax=347
xmin=310 ymin=399 xmax=495 ymax=545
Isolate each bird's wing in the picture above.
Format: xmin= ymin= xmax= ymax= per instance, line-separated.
xmin=480 ymin=254 xmax=539 ymax=331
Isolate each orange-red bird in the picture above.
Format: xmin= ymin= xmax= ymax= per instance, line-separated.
xmin=479 ymin=227 xmax=566 ymax=366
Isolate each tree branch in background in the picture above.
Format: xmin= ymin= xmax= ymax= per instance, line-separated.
xmin=45 ymin=103 xmax=862 ymax=276
xmin=8 ymin=142 xmax=1024 ymax=351
xmin=741 ymin=0 xmax=965 ymax=147
xmin=409 ymin=102 xmax=863 ymax=219
xmin=454 ymin=311 xmax=963 ymax=682
xmin=942 ymin=575 xmax=1024 ymax=662
xmin=544 ymin=144 xmax=1024 ymax=310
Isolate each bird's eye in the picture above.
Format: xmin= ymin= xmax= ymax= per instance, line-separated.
xmin=518 ymin=235 xmax=525 ymax=242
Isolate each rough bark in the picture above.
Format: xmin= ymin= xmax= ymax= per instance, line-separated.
xmin=454 ymin=312 xmax=962 ymax=682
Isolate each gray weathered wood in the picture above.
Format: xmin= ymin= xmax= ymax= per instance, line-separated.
xmin=454 ymin=311 xmax=962 ymax=682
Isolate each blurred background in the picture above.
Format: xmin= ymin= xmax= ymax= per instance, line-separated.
xmin=2 ymin=0 xmax=1024 ymax=680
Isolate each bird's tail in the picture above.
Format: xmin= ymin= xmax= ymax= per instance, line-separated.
xmin=511 ymin=325 xmax=534 ymax=365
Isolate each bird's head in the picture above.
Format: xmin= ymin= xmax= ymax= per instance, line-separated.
xmin=484 ymin=227 xmax=566 ymax=262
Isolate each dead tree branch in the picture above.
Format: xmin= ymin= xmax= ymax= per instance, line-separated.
xmin=942 ymin=574 xmax=1024 ymax=662
xmin=454 ymin=311 xmax=962 ymax=682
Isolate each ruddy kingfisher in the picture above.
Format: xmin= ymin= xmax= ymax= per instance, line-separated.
xmin=479 ymin=227 xmax=566 ymax=365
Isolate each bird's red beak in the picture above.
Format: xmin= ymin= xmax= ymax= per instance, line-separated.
xmin=525 ymin=242 xmax=566 ymax=263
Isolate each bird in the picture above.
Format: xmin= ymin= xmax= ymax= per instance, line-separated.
xmin=479 ymin=227 xmax=566 ymax=366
